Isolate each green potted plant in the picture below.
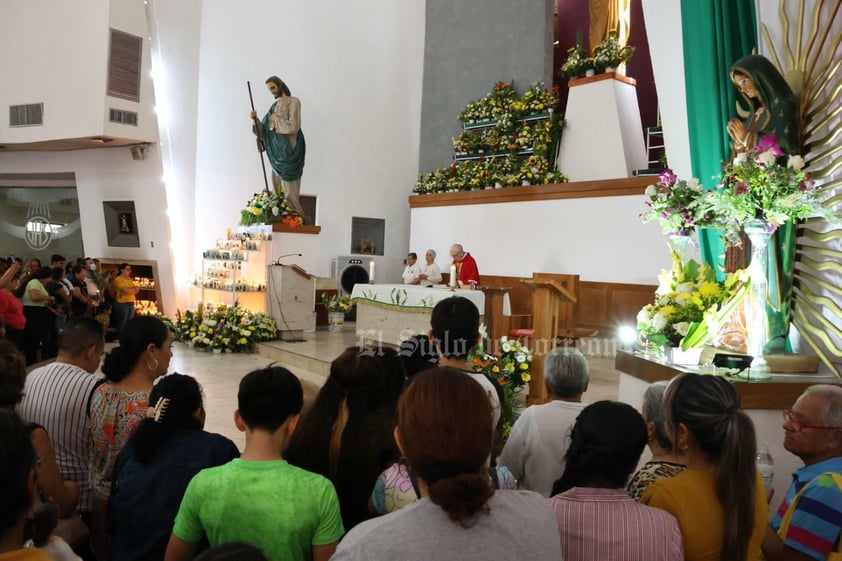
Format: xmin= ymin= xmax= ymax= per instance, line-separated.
xmin=560 ymin=44 xmax=588 ymax=78
xmin=592 ymin=30 xmax=634 ymax=73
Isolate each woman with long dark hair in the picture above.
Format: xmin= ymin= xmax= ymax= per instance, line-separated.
xmin=550 ymin=401 xmax=682 ymax=560
xmin=109 ymin=374 xmax=239 ymax=561
xmin=90 ymin=316 xmax=173 ymax=505
xmin=641 ymin=374 xmax=768 ymax=561
xmin=284 ymin=346 xmax=405 ymax=530
xmin=332 ymin=367 xmax=561 ymax=560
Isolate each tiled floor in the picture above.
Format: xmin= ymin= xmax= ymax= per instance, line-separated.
xmin=161 ymin=323 xmax=622 ymax=451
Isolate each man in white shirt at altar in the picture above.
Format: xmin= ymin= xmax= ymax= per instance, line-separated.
xmin=402 ymin=252 xmax=423 ymax=285
xmin=417 ymin=249 xmax=442 ymax=287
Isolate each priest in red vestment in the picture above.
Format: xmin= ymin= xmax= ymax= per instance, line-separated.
xmin=450 ymin=244 xmax=480 ymax=288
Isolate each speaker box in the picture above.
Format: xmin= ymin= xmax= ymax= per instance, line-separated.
xmin=330 ymin=256 xmax=371 ymax=297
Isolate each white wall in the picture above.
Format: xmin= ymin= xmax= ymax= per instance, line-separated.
xmin=0 ymin=147 xmax=176 ymax=314
xmin=0 ymin=0 xmax=157 ymax=144
xmin=103 ymin=0 xmax=158 ymax=142
xmin=186 ymin=0 xmax=426 ymax=290
xmin=639 ymin=0 xmax=692 ymax=179
xmin=409 ymin=195 xmax=672 ymax=284
xmin=0 ymin=0 xmax=108 ymax=142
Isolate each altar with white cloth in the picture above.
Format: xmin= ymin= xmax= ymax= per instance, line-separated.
xmin=350 ymin=284 xmax=485 ymax=346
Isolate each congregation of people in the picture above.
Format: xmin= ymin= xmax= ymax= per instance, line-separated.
xmin=1 ymin=293 xmax=841 ymax=561
xmin=0 ymin=255 xmax=139 ymax=368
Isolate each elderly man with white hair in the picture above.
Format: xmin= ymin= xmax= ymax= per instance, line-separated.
xmin=499 ymin=347 xmax=589 ymax=497
xmin=762 ymin=384 xmax=842 ymax=561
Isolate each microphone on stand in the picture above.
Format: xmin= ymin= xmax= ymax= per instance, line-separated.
xmin=272 ymin=253 xmax=302 ymax=266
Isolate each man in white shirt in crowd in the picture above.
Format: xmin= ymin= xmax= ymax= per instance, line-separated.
xmin=500 ymin=347 xmax=589 ymax=496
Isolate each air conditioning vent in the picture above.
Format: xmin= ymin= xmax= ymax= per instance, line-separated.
xmin=9 ymin=103 xmax=44 ymax=127
xmin=107 ymin=29 xmax=142 ymax=102
xmin=109 ymin=108 xmax=138 ymax=126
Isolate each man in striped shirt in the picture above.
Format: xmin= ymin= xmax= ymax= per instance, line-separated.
xmin=763 ymin=385 xmax=842 ymax=561
xmin=17 ymin=317 xmax=105 ymax=516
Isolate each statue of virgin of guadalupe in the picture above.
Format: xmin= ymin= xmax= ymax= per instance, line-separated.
xmin=726 ymin=54 xmax=800 ymax=157
xmin=719 ymin=54 xmax=801 ymax=355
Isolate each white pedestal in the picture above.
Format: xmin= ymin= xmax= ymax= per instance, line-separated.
xmin=558 ymin=73 xmax=647 ymax=181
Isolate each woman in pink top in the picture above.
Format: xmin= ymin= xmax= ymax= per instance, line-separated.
xmin=550 ymin=401 xmax=684 ymax=561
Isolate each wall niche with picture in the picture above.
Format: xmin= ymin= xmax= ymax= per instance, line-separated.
xmin=351 ymin=217 xmax=384 ymax=256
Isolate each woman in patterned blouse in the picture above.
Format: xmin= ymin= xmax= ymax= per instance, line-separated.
xmin=627 ymin=381 xmax=686 ymax=501
xmin=90 ymin=316 xmax=173 ymax=505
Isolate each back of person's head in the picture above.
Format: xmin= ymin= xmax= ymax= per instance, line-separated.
xmin=194 ymin=542 xmax=269 ymax=561
xmin=544 ymin=348 xmax=589 ymax=398
xmin=665 ymin=373 xmax=756 ymax=561
xmin=129 ymin=373 xmax=204 ymax=464
xmin=30 ymin=501 xmax=58 ymax=547
xmin=0 ymin=340 xmax=26 ymax=408
xmin=552 ymin=401 xmax=646 ymax=495
xmin=238 ymin=366 xmax=302 ymax=432
xmin=59 ymin=316 xmax=105 ymax=356
xmin=430 ymin=297 xmax=479 ymax=359
xmin=101 ymin=316 xmax=169 ymax=382
xmin=285 ymin=346 xmax=406 ymax=479
xmin=33 ymin=266 xmax=53 ymax=281
xmin=50 ymin=267 xmax=64 ymax=281
xmin=641 ymin=381 xmax=672 ymax=450
xmin=398 ymin=367 xmax=493 ymax=526
xmin=0 ymin=409 xmax=36 ymax=535
xmin=398 ymin=334 xmax=439 ymax=378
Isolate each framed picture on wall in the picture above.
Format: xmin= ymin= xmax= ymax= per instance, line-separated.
xmin=103 ymin=201 xmax=140 ymax=247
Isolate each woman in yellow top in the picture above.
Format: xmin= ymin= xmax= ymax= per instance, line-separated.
xmin=641 ymin=374 xmax=768 ymax=561
xmin=112 ymin=263 xmax=139 ymax=338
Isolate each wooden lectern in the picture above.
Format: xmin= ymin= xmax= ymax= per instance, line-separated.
xmin=266 ymin=264 xmax=316 ymax=341
xmin=521 ymin=278 xmax=576 ymax=404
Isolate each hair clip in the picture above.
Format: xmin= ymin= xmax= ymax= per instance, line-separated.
xmin=145 ymin=397 xmax=171 ymax=423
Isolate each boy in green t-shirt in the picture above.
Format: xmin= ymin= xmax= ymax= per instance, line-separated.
xmin=164 ymin=367 xmax=344 ymax=561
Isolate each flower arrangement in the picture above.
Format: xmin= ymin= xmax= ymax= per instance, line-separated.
xmin=163 ymin=304 xmax=277 ymax=352
xmin=416 ymin=82 xmax=566 ymax=195
xmin=592 ymin=30 xmax=634 ymax=72
xmin=641 ymin=168 xmax=713 ymax=235
xmin=698 ymin=135 xmax=833 ymax=245
xmin=560 ymin=44 xmax=592 ymax=78
xmin=240 ymin=191 xmax=302 ymax=227
xmin=469 ymin=335 xmax=533 ymax=440
xmin=637 ymin=250 xmax=749 ymax=350
xmin=321 ymin=293 xmax=351 ymax=313
xmin=458 ymin=81 xmax=518 ymax=124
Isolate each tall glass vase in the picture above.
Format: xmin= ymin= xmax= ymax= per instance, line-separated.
xmin=667 ymin=230 xmax=695 ymax=263
xmin=744 ymin=219 xmax=773 ymax=380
